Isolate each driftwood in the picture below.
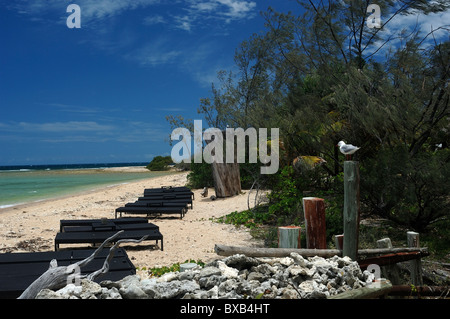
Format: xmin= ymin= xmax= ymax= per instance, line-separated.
xmin=214 ymin=244 xmax=428 ymax=258
xmin=18 ymin=231 xmax=147 ymax=299
xmin=328 ymin=280 xmax=393 ymax=299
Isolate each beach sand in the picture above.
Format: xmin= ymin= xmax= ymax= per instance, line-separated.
xmin=0 ymin=171 xmax=263 ymax=272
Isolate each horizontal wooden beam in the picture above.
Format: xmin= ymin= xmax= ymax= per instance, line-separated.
xmin=359 ymin=251 xmax=429 ymax=270
xmin=214 ymin=245 xmax=428 ymax=259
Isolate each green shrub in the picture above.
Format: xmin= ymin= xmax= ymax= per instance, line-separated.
xmin=141 ymin=259 xmax=205 ymax=277
xmin=186 ymin=161 xmax=214 ymax=189
xmin=146 ymin=156 xmax=173 ymax=171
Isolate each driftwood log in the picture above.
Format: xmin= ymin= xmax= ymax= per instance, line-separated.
xmin=18 ymin=231 xmax=147 ymax=299
xmin=328 ymin=279 xmax=393 ymax=299
xmin=214 ymin=244 xmax=428 ymax=258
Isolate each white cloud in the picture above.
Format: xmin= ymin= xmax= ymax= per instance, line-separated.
xmin=10 ymin=0 xmax=161 ymax=21
xmin=217 ymin=0 xmax=257 ymax=21
xmin=13 ymin=121 xmax=114 ymax=133
xmin=183 ymin=0 xmax=257 ymax=27
xmin=126 ymin=38 xmax=183 ymax=66
xmin=363 ymin=7 xmax=450 ymax=58
xmin=0 ymin=120 xmax=168 ymax=144
xmin=143 ymin=14 xmax=167 ymax=26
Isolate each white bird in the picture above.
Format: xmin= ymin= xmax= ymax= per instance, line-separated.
xmin=337 ymin=141 xmax=361 ymax=160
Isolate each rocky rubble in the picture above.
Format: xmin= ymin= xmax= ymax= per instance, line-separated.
xmin=35 ymin=253 xmax=375 ymax=299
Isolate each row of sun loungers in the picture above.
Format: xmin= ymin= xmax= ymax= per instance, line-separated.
xmin=115 ymin=186 xmax=194 ymax=219
xmin=0 ymin=186 xmax=193 ymax=298
xmin=54 ymin=217 xmax=163 ymax=251
xmin=0 ymin=248 xmax=136 ymax=298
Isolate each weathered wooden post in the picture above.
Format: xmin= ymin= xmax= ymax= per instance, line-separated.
xmin=278 ymin=226 xmax=301 ymax=248
xmin=377 ymin=238 xmax=400 ymax=285
xmin=343 ymin=161 xmax=360 ymax=260
xmin=302 ymin=197 xmax=327 ymax=249
xmin=407 ymin=231 xmax=423 ymax=286
xmin=335 ymin=234 xmax=344 ymax=250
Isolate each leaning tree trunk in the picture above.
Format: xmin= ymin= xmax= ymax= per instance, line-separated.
xmin=211 ymin=161 xmax=241 ymax=198
xmin=18 ymin=231 xmax=147 ymax=299
xmin=206 ymin=130 xmax=241 ymax=198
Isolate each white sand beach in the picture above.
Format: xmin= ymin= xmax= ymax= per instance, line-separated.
xmin=0 ymin=171 xmax=263 ymax=272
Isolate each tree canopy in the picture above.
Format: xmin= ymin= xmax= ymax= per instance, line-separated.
xmin=167 ymin=0 xmax=449 ymax=232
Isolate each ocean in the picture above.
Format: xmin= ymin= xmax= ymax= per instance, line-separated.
xmin=0 ymin=163 xmax=172 ymax=209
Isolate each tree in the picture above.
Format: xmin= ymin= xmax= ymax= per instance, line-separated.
xmin=166 ymin=1 xmax=450 ymax=231
xmin=146 ymin=156 xmax=173 ymax=171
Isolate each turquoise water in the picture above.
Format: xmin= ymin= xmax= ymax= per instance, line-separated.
xmin=0 ymin=167 xmax=172 ymax=208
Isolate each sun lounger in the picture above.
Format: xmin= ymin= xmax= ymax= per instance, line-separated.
xmin=59 ymin=217 xmax=148 ymax=232
xmin=137 ymin=195 xmax=193 ymax=208
xmin=115 ymin=206 xmax=186 ymax=219
xmin=125 ymin=201 xmax=189 ymax=208
xmin=63 ymin=222 xmax=159 ymax=233
xmin=144 ymin=186 xmax=191 ymax=193
xmin=0 ymin=248 xmax=135 ymax=299
xmin=143 ymin=187 xmax=194 ymax=199
xmin=55 ymin=228 xmax=163 ymax=251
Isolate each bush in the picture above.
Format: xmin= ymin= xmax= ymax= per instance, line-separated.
xmin=267 ymin=166 xmax=303 ymax=225
xmin=186 ymin=161 xmax=214 ymax=189
xmin=146 ymin=156 xmax=173 ymax=171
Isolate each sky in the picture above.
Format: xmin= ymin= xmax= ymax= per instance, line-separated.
xmin=0 ymin=0 xmax=448 ymax=166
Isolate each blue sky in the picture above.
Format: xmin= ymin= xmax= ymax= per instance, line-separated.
xmin=0 ymin=1 xmax=448 ymax=166
xmin=0 ymin=0 xmax=298 ymax=165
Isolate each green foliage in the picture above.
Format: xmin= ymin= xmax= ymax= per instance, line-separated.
xmin=167 ymin=2 xmax=449 ymax=235
xmin=141 ymin=259 xmax=205 ymax=277
xmin=361 ymin=145 xmax=450 ymax=232
xmin=186 ymin=161 xmax=214 ymax=189
xmin=214 ymin=206 xmax=273 ymax=229
xmin=146 ymin=156 xmax=173 ymax=171
xmin=267 ymin=166 xmax=303 ymax=224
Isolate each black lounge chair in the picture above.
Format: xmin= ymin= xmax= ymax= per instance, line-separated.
xmin=144 ymin=186 xmax=191 ymax=193
xmin=54 ymin=220 xmax=163 ymax=251
xmin=115 ymin=206 xmax=186 ymax=219
xmin=125 ymin=201 xmax=188 ymax=208
xmin=59 ymin=217 xmax=148 ymax=232
xmin=0 ymin=248 xmax=135 ymax=299
xmin=143 ymin=187 xmax=194 ymax=199
xmin=137 ymin=195 xmax=193 ymax=208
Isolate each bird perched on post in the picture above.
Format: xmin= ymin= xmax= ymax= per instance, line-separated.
xmin=337 ymin=141 xmax=361 ymax=160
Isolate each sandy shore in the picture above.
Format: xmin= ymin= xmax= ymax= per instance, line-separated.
xmin=0 ymin=171 xmax=263 ymax=271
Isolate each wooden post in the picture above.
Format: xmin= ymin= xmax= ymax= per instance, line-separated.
xmin=376 ymin=238 xmax=400 ymax=285
xmin=343 ymin=161 xmax=360 ymax=260
xmin=407 ymin=231 xmax=423 ymax=286
xmin=335 ymin=234 xmax=344 ymax=250
xmin=278 ymin=226 xmax=301 ymax=248
xmin=302 ymin=197 xmax=327 ymax=249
